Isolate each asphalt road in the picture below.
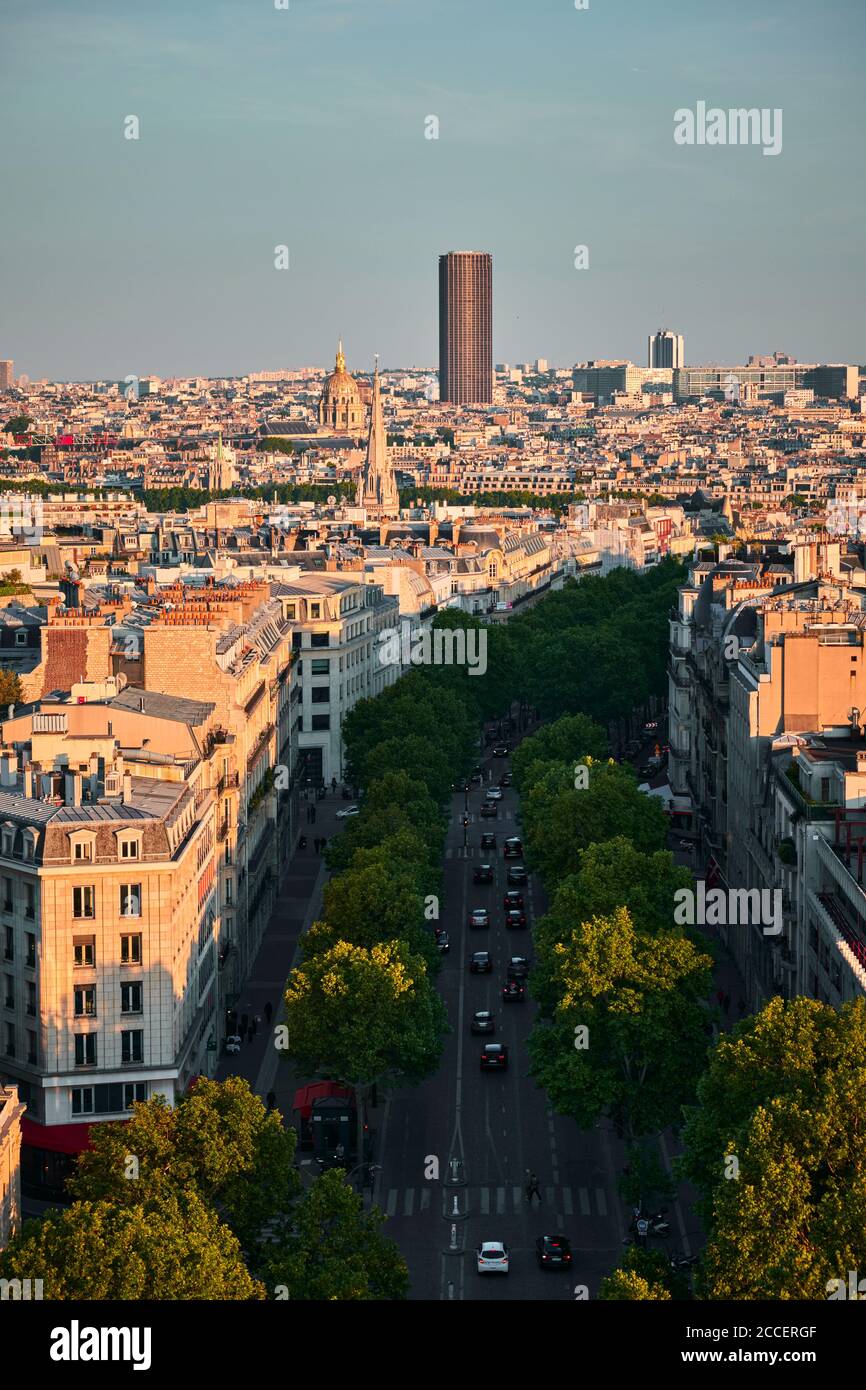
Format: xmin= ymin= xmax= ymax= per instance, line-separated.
xmin=375 ymin=747 xmax=629 ymax=1300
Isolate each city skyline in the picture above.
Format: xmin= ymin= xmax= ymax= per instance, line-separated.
xmin=1 ymin=0 xmax=864 ymax=380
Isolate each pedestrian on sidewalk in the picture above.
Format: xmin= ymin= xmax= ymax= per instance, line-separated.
xmin=264 ymin=1001 xmax=273 ymax=1025
xmin=525 ymin=1169 xmax=541 ymax=1204
xmin=253 ymin=1015 xmax=260 ymax=1036
xmin=266 ymin=1091 xmax=276 ymax=1111
xmin=331 ymin=777 xmax=337 ymax=793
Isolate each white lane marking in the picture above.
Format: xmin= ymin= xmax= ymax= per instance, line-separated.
xmin=545 ymin=1186 xmax=555 ymax=1207
xmin=386 ymin=1188 xmax=398 ymax=1217
xmin=420 ymin=1188 xmax=431 ymax=1211
xmin=404 ymin=1188 xmax=415 ymax=1217
xmin=496 ymin=1186 xmax=506 ymax=1214
xmin=596 ymin=1188 xmax=607 ymax=1216
xmin=512 ymin=1185 xmax=522 ymax=1211
xmin=579 ymin=1187 xmax=590 ymax=1215
xmin=563 ymin=1188 xmax=573 ymax=1216
xmin=480 ymin=1186 xmax=490 ymax=1215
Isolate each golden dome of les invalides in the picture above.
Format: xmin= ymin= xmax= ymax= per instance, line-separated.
xmin=318 ymin=340 xmax=365 ymax=434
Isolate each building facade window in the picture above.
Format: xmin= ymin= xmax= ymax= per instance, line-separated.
xmin=73 ymin=936 xmax=95 ymax=968
xmin=121 ymin=1030 xmax=143 ymax=1064
xmin=121 ymin=982 xmax=143 ymax=1015
xmin=120 ymin=884 xmax=141 ymax=918
xmin=74 ymin=986 xmax=96 ymax=1017
xmin=73 ymin=885 xmax=95 ymax=919
xmin=25 ymin=933 xmax=35 ymax=967
xmin=120 ymin=933 xmax=142 ymax=965
xmin=74 ymin=1033 xmax=97 ymax=1067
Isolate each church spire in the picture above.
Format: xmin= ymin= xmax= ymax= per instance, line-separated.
xmin=335 ymin=339 xmax=345 ymax=373
xmin=357 ymin=355 xmax=398 ymax=516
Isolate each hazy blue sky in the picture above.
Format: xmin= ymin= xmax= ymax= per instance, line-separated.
xmin=2 ymin=0 xmax=864 ymax=379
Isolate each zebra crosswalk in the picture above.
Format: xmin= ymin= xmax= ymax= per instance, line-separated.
xmin=376 ymin=1184 xmax=611 ymax=1220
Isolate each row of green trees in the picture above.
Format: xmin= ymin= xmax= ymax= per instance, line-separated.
xmin=495 ymin=573 xmax=866 ymax=1299
xmin=0 ymin=1076 xmax=408 ymax=1299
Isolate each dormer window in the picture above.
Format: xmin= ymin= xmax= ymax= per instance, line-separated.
xmin=70 ymin=831 xmax=96 ymax=865
xmin=117 ymin=833 xmax=142 ymax=862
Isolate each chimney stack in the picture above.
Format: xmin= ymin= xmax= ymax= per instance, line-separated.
xmin=23 ymin=767 xmax=33 ymax=798
xmin=122 ymin=773 xmax=133 ymax=803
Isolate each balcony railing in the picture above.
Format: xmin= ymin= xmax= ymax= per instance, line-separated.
xmin=667 ymin=662 xmax=690 ymax=690
xmin=816 ymin=890 xmax=866 ymax=972
xmin=218 ymin=771 xmax=240 ymax=793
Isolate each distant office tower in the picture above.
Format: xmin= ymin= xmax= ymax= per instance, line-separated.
xmin=647 ymin=331 xmax=684 ymax=370
xmin=439 ymin=252 xmax=493 ymax=404
xmin=0 ymin=361 xmax=13 ymax=391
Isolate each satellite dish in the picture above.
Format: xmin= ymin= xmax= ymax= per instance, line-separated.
xmin=327 ymin=495 xmax=336 ymax=506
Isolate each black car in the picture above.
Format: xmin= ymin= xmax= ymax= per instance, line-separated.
xmin=507 ymin=864 xmax=528 ymax=886
xmin=473 ymin=863 xmax=494 ymax=884
xmin=501 ymin=979 xmax=525 ymax=1002
xmin=452 ymin=780 xmax=470 ymax=793
xmin=434 ymin=929 xmax=450 ymax=954
xmin=481 ymin=832 xmax=497 ymax=850
xmin=480 ymin=1043 xmax=508 ymax=1070
xmin=492 ymin=745 xmax=509 ymax=758
xmin=503 ymin=889 xmax=524 ymax=910
xmin=503 ymin=837 xmax=523 ymax=858
xmin=500 ymin=773 xmax=512 ymax=787
xmin=536 ymin=1235 xmax=573 ymax=1268
xmin=470 ymin=951 xmax=493 ymax=974
xmin=471 ymin=1010 xmax=495 ymax=1035
xmin=506 ymin=956 xmax=531 ymax=980
xmin=505 ymin=909 xmax=526 ymax=929
xmin=480 ymin=803 xmax=498 ymax=819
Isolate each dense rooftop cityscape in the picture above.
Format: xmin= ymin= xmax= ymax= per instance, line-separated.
xmin=1 ymin=0 xmax=864 ymax=1364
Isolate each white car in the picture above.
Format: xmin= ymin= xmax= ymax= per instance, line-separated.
xmin=335 ymin=805 xmax=360 ymax=819
xmin=485 ymin=787 xmax=503 ymax=801
xmin=477 ymin=1241 xmax=509 ymax=1275
xmin=225 ymin=1034 xmax=242 ymax=1054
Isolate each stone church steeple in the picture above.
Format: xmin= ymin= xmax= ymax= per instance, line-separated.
xmin=356 ymin=358 xmax=399 ymax=517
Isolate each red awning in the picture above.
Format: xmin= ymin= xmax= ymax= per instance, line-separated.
xmin=21 ymin=1117 xmax=99 ymax=1155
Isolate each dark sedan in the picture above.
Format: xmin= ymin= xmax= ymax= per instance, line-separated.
xmin=480 ymin=1043 xmax=508 ymax=1070
xmin=536 ymin=1235 xmax=573 ymax=1269
xmin=473 ymin=863 xmax=494 ymax=884
xmin=471 ymin=1010 xmax=495 ymax=1035
xmin=470 ymin=951 xmax=493 ymax=974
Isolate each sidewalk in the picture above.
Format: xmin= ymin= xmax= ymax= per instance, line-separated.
xmin=215 ymin=791 xmax=344 ymax=1112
